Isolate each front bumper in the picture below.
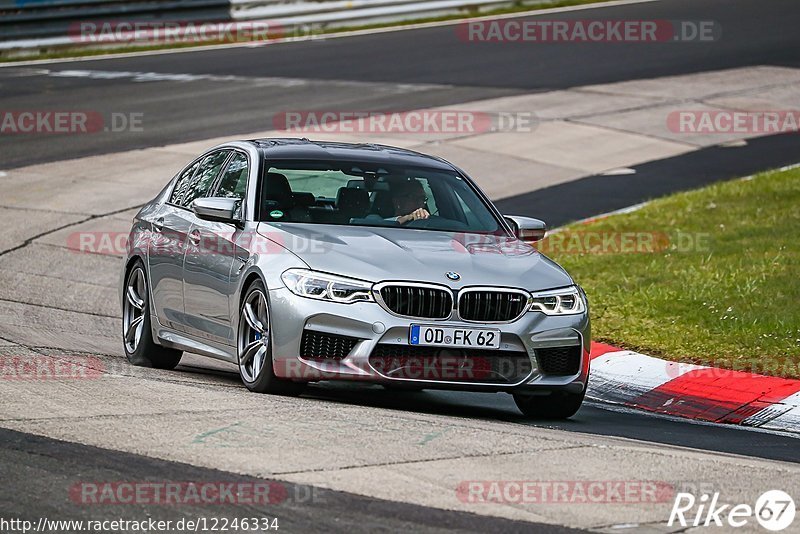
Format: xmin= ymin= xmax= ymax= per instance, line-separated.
xmin=268 ymin=287 xmax=590 ymax=392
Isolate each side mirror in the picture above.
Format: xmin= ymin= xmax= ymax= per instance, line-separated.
xmin=504 ymin=215 xmax=547 ymax=242
xmin=192 ymin=197 xmax=241 ymax=224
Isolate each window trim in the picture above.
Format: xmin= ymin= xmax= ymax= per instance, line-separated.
xmin=166 ymin=156 xmax=202 ymax=209
xmin=207 ymin=148 xmax=251 ymax=226
xmin=209 ymin=148 xmax=251 ymax=200
xmin=166 ymin=149 xmax=233 ymax=211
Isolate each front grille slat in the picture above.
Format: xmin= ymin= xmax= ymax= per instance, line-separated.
xmin=458 ymin=290 xmax=528 ymax=322
xmin=384 ymin=287 xmax=393 ymax=310
xmin=425 ymin=288 xmax=432 ymax=318
xmin=379 ymin=284 xmax=452 ymax=319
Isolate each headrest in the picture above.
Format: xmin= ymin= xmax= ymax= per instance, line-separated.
xmin=346 ymin=179 xmax=366 ymax=190
xmin=370 ymin=189 xmax=395 ymax=218
xmin=263 ymin=172 xmax=293 ymax=209
xmin=335 ymin=187 xmax=370 ymax=213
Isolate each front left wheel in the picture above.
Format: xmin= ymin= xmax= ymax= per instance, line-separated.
xmin=123 ymin=260 xmax=183 ymax=369
xmin=237 ymin=279 xmax=305 ymax=396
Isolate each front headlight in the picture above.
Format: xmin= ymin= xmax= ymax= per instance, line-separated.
xmin=528 ymin=285 xmax=586 ymax=315
xmin=281 ymin=269 xmax=374 ymax=303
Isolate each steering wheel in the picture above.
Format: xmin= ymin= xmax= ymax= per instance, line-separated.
xmin=404 ymin=215 xmax=468 ymax=231
xmin=403 ymin=215 xmax=438 ymax=228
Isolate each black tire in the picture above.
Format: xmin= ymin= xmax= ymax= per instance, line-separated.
xmin=513 ymin=389 xmax=585 ymax=420
xmin=122 ymin=259 xmax=183 ymax=369
xmin=237 ymin=279 xmax=305 ymax=396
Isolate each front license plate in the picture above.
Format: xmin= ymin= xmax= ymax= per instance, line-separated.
xmin=410 ymin=325 xmax=501 ymax=349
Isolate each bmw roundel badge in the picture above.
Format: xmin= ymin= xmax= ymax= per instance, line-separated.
xmin=446 ymin=271 xmax=461 ymax=281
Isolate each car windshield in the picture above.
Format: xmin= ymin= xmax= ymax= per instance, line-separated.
xmin=259 ymin=160 xmax=503 ymax=233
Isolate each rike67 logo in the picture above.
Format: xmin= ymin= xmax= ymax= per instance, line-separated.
xmin=669 ymin=490 xmax=795 ymax=531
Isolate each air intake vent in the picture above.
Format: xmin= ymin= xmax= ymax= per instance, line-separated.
xmin=300 ymin=330 xmax=358 ymax=360
xmin=536 ymin=346 xmax=582 ymax=376
xmin=459 ymin=290 xmax=528 ymax=322
xmin=378 ymin=284 xmax=452 ymax=319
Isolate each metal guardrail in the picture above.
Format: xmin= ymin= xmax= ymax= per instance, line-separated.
xmin=0 ymin=0 xmax=547 ymax=53
xmin=1 ymin=0 xmax=230 ymax=40
xmin=233 ymin=0 xmax=531 ymax=25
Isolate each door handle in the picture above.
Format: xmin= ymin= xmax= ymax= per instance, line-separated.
xmin=152 ymin=217 xmax=164 ymax=233
xmin=188 ymin=229 xmax=201 ymax=246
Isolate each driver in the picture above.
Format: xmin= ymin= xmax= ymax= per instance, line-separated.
xmin=389 ymin=179 xmax=430 ymax=224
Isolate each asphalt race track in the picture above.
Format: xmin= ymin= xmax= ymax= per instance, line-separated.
xmin=2 ymin=0 xmax=800 ymax=168
xmin=0 ymin=428 xmax=575 ymax=534
xmin=495 ymin=131 xmax=800 ymax=226
xmin=1 ymin=0 xmax=799 ymax=531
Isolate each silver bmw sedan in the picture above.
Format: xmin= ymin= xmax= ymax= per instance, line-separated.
xmin=121 ymin=138 xmax=590 ymax=419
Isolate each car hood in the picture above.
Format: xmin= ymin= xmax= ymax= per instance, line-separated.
xmin=257 ymin=223 xmax=573 ymax=291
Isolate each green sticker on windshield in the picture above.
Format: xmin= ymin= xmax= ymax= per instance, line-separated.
xmin=269 ymin=210 xmax=284 ymax=219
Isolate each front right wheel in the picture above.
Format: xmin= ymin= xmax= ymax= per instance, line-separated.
xmin=237 ymin=279 xmax=305 ymax=396
xmin=513 ymin=390 xmax=585 ymax=420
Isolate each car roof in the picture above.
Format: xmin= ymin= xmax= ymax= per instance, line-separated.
xmin=246 ymin=138 xmax=457 ymax=172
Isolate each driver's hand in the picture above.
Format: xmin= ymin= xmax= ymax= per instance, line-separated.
xmin=398 ymin=208 xmax=430 ymax=224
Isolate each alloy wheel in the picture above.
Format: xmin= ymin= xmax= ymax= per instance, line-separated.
xmin=238 ymin=289 xmax=270 ymax=383
xmin=123 ymin=266 xmax=147 ymax=353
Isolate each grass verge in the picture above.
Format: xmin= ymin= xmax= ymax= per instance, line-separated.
xmin=0 ymin=0 xmax=613 ymax=63
xmin=543 ymin=166 xmax=800 ymax=378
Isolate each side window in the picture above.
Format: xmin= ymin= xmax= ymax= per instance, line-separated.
xmin=169 ymin=160 xmax=200 ymax=205
xmin=214 ymin=152 xmax=249 ymax=200
xmin=179 ymin=150 xmax=230 ymax=207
